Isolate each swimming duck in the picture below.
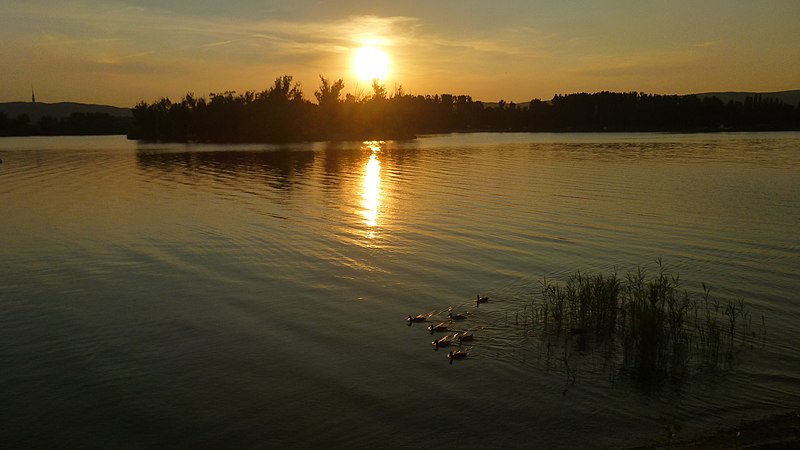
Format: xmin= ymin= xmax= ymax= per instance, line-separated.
xmin=448 ymin=312 xmax=467 ymax=321
xmin=476 ymin=295 xmax=489 ymax=307
xmin=427 ymin=322 xmax=448 ymax=334
xmin=448 ymin=349 xmax=469 ymax=363
xmin=457 ymin=331 xmax=473 ymax=344
xmin=432 ymin=334 xmax=455 ymax=350
xmin=407 ymin=314 xmax=428 ymax=325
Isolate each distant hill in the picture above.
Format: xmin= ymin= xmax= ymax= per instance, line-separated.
xmin=0 ymin=102 xmax=132 ymax=122
xmin=482 ymin=101 xmax=532 ymax=109
xmin=481 ymin=90 xmax=800 ymax=109
xmin=694 ymin=90 xmax=800 ymax=106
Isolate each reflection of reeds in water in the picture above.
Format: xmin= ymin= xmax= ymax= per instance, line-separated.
xmin=516 ymin=259 xmax=765 ymax=388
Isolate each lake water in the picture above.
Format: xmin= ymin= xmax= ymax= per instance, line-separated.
xmin=1 ymin=132 xmax=798 ymax=448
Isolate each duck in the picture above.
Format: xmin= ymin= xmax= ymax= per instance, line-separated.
xmin=457 ymin=331 xmax=473 ymax=344
xmin=448 ymin=312 xmax=467 ymax=321
xmin=427 ymin=322 xmax=448 ymax=334
xmin=407 ymin=314 xmax=428 ymax=325
xmin=432 ymin=334 xmax=455 ymax=350
xmin=448 ymin=349 xmax=469 ymax=363
xmin=476 ymin=295 xmax=489 ymax=307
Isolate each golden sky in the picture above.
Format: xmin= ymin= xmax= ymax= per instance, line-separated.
xmin=2 ymin=0 xmax=799 ymax=107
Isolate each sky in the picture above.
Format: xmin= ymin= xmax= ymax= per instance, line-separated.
xmin=1 ymin=0 xmax=799 ymax=107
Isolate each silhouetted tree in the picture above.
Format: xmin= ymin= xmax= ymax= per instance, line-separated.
xmin=314 ymin=76 xmax=345 ymax=107
xmin=371 ymin=79 xmax=387 ymax=100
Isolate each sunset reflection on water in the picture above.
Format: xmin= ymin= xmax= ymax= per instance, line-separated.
xmin=361 ymin=141 xmax=382 ymax=236
xmin=3 ymin=134 xmax=800 ymax=449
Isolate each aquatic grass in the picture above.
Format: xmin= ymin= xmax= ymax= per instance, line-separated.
xmin=519 ymin=259 xmax=762 ymax=387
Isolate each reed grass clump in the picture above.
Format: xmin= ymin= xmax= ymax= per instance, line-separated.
xmin=524 ymin=259 xmax=764 ymax=384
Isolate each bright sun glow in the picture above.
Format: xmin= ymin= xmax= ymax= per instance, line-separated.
xmin=353 ymin=46 xmax=389 ymax=81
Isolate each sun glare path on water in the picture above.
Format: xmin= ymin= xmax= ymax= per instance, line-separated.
xmin=361 ymin=141 xmax=382 ymax=235
xmin=353 ymin=46 xmax=389 ymax=81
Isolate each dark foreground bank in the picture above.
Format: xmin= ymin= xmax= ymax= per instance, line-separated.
xmin=629 ymin=412 xmax=800 ymax=449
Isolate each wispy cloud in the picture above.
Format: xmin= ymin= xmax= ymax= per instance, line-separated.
xmin=2 ymin=1 xmax=536 ymax=64
xmin=569 ymin=51 xmax=703 ymax=79
xmin=694 ymin=40 xmax=723 ymax=48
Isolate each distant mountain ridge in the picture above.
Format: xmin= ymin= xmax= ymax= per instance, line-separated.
xmin=482 ymin=89 xmax=800 ymax=108
xmin=0 ymin=101 xmax=132 ymax=122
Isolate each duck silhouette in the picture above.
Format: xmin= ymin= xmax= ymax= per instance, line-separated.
xmin=448 ymin=349 xmax=469 ymax=363
xmin=407 ymin=314 xmax=428 ymax=326
xmin=448 ymin=312 xmax=467 ymax=321
xmin=432 ymin=334 xmax=456 ymax=350
xmin=457 ymin=331 xmax=473 ymax=344
xmin=427 ymin=322 xmax=448 ymax=334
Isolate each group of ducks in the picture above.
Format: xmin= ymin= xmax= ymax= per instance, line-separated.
xmin=407 ymin=295 xmax=489 ymax=364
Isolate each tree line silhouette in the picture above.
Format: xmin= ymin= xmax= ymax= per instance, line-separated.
xmin=3 ymin=76 xmax=797 ymax=139
xmin=0 ymin=111 xmax=132 ymax=137
xmin=129 ymin=76 xmax=799 ymax=142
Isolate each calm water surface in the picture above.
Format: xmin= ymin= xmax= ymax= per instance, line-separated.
xmin=1 ymin=133 xmax=799 ymax=448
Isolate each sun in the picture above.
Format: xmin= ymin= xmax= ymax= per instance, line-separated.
xmin=353 ymin=46 xmax=390 ymax=81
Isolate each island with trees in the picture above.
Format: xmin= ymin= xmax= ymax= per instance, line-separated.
xmin=128 ymin=76 xmax=800 ymax=143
